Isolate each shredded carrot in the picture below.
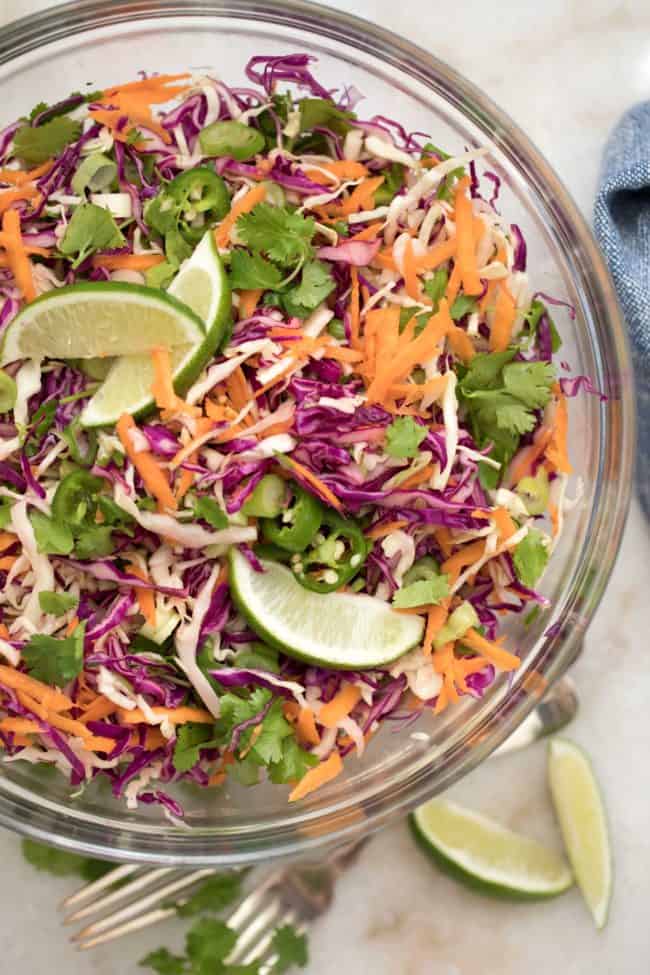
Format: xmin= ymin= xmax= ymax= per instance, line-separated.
xmin=281 ymin=456 xmax=343 ymax=512
xmin=388 ymin=376 xmax=448 ymax=406
xmin=446 ymin=324 xmax=475 ymax=362
xmin=454 ymin=176 xmax=482 ymax=295
xmin=373 ymin=248 xmax=398 ymax=271
xmin=445 ymin=261 xmax=462 ymax=306
xmin=402 ymin=238 xmax=421 ymax=301
xmin=317 ymin=684 xmax=362 ymax=728
xmin=116 ymin=412 xmax=177 ymax=511
xmin=507 ymin=426 xmax=553 ymax=485
xmin=366 ymin=519 xmax=409 ymax=540
xmin=366 ymin=301 xmax=451 ymax=404
xmin=238 ymin=288 xmax=263 ymax=321
xmin=441 ymin=539 xmax=486 ymax=583
xmin=118 ymin=705 xmax=214 ymax=726
xmin=288 ymin=706 xmax=321 ymax=747
xmin=150 ymin=346 xmax=180 ymax=412
xmin=65 ymin=616 xmax=79 ymax=637
xmin=0 ymin=533 xmax=17 ymax=553
xmin=549 ymin=501 xmax=560 ymax=537
xmin=0 ymin=717 xmax=41 ymax=734
xmin=414 ymin=237 xmax=457 ymax=273
xmin=422 ymin=604 xmax=449 ymax=656
xmin=0 ymin=160 xmax=54 ymax=186
xmin=337 ymin=175 xmax=385 ymax=217
xmin=0 ymin=665 xmax=73 ymax=710
xmin=90 ymin=74 xmax=192 ymax=146
xmin=491 ymin=506 xmax=517 ymax=541
xmin=78 ymin=696 xmax=117 ymax=725
xmin=545 ymin=388 xmax=572 ymax=474
xmin=289 ymin=751 xmax=343 ymax=802
xmin=0 ymin=555 xmax=17 ymax=571
xmin=323 ymin=344 xmax=365 ymax=364
xmin=215 ymin=183 xmax=267 ymax=249
xmin=127 ymin=563 xmax=156 ymax=628
xmin=316 ymin=160 xmax=369 ymax=181
xmin=398 ymin=464 xmax=435 ymax=491
xmin=0 ymin=208 xmax=36 ymax=301
xmin=92 ymin=252 xmax=165 ymax=271
xmin=0 ymin=184 xmax=40 ymax=215
xmin=489 ymin=283 xmax=517 ymax=352
xmin=257 ymin=417 xmax=294 ymax=439
xmin=0 ymin=623 xmax=9 ymax=639
xmin=225 ymin=366 xmax=254 ymax=417
xmin=349 ymin=266 xmax=360 ymax=349
xmin=348 ymin=222 xmax=383 ymax=242
xmin=16 ymin=689 xmax=110 ymax=741
xmin=462 ymin=628 xmax=521 ymax=671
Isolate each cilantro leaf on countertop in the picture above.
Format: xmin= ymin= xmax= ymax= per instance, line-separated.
xmin=139 ymin=948 xmax=186 ymax=975
xmin=21 ymin=838 xmax=113 ymax=881
xmin=513 ymin=527 xmax=550 ymax=588
xmin=12 ymin=115 xmax=81 ymax=164
xmin=186 ymin=918 xmax=238 ymax=969
xmin=385 ymin=416 xmax=427 ymax=458
xmin=176 ymin=872 xmax=245 ymax=918
xmin=229 ymin=249 xmax=283 ymax=291
xmin=22 ymin=622 xmax=85 ymax=686
xmin=38 ymin=591 xmax=79 ymax=617
xmin=392 ymin=575 xmax=450 ymax=609
xmin=59 ymin=202 xmax=125 ymax=268
xmin=236 ymin=203 xmax=315 ymax=268
xmin=270 ymin=925 xmax=309 ymax=973
xmin=281 ymin=260 xmax=335 ymax=317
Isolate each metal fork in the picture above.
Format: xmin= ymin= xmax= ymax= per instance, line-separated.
xmin=60 ymin=674 xmax=578 ymax=957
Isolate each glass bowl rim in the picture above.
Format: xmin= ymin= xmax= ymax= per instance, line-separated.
xmin=0 ymin=0 xmax=635 ymax=866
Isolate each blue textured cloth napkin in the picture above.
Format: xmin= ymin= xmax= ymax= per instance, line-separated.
xmin=594 ymin=103 xmax=650 ymax=517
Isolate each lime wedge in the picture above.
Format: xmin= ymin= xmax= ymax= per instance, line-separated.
xmin=410 ymin=798 xmax=574 ymax=899
xmin=80 ymin=232 xmax=231 ymax=427
xmin=548 ymin=738 xmax=612 ymax=928
xmin=0 ymin=282 xmax=204 ymax=365
xmin=229 ymin=547 xmax=424 ymax=669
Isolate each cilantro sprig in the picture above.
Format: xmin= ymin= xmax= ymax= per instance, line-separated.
xmin=22 ymin=622 xmax=86 ymax=686
xmin=384 ymin=416 xmax=427 ymax=459
xmin=458 ymin=350 xmax=556 ymax=488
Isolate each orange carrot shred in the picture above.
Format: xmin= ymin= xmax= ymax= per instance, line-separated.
xmin=91 ymin=253 xmax=165 ymax=271
xmin=281 ymin=456 xmax=343 ymax=512
xmin=289 ymin=751 xmax=343 ymax=802
xmin=366 ymin=519 xmax=409 ymax=540
xmin=116 ymin=413 xmax=177 ymax=511
xmin=216 ymin=183 xmax=267 ymax=249
xmin=317 ymin=684 xmax=362 ymax=728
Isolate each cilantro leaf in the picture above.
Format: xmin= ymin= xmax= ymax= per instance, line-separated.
xmin=268 ymin=736 xmax=318 ymax=785
xmin=38 ymin=591 xmax=79 ymax=616
xmin=236 ymin=204 xmax=315 ymax=268
xmin=22 ymin=838 xmax=112 ymax=880
xmin=29 ymin=511 xmax=74 ymax=555
xmin=139 ymin=948 xmax=186 ymax=975
xmin=74 ymin=524 xmax=115 ymax=559
xmin=523 ymin=299 xmax=563 ymax=353
xmin=392 ymin=575 xmax=450 ymax=608
xmin=22 ymin=623 xmax=85 ymax=686
xmin=0 ymin=499 xmax=12 ymax=529
xmin=28 ymin=101 xmax=49 ymax=122
xmin=194 ymin=497 xmax=229 ymax=530
xmin=229 ymin=250 xmax=283 ymax=290
xmin=146 ymin=260 xmax=176 ymax=290
xmin=271 ymin=925 xmax=309 ymax=973
xmin=374 ymin=163 xmax=405 ymax=206
xmin=460 ymin=350 xmax=516 ymax=393
xmin=176 ymin=872 xmax=244 ymax=918
xmin=165 ymin=229 xmax=193 ymax=268
xmin=513 ymin=528 xmax=550 ymax=588
xmin=186 ymin=918 xmax=238 ymax=968
xmin=384 ymin=416 xmax=427 ymax=458
xmin=502 ymin=361 xmax=556 ymax=409
xmin=173 ymin=722 xmax=218 ymax=773
xmin=450 ymin=293 xmax=477 ymax=321
xmin=13 ymin=115 xmax=81 ymax=165
xmin=298 ymin=97 xmax=354 ymax=136
xmin=281 ymin=260 xmax=334 ymax=317
xmin=59 ymin=203 xmax=125 ymax=268
xmin=493 ymin=398 xmax=537 ymax=435
xmin=423 ymin=268 xmax=448 ymax=310
xmin=252 ymin=699 xmax=294 ymax=765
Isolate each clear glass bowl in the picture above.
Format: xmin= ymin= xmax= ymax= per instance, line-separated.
xmin=0 ymin=0 xmax=634 ymax=866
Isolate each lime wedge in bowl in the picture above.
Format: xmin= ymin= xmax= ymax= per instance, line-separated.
xmin=0 ymin=281 xmax=204 ymax=365
xmin=229 ymin=547 xmax=424 ymax=669
xmin=81 ymin=231 xmax=231 ymax=426
xmin=410 ymin=798 xmax=574 ymax=899
xmin=548 ymin=738 xmax=612 ymax=928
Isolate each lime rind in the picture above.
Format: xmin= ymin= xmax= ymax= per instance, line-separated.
xmin=229 ymin=547 xmax=424 ymax=670
xmin=80 ymin=232 xmax=231 ymax=427
xmin=0 ymin=281 xmax=204 ymax=365
xmin=548 ymin=738 xmax=612 ymax=929
xmin=410 ymin=798 xmax=574 ymax=900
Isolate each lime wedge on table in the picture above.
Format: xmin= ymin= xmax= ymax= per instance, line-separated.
xmin=81 ymin=231 xmax=231 ymax=427
xmin=409 ymin=799 xmax=574 ymax=899
xmin=229 ymin=547 xmax=424 ymax=669
xmin=548 ymin=738 xmax=612 ymax=928
xmin=0 ymin=281 xmax=204 ymax=364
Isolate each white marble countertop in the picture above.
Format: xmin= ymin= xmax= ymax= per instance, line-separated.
xmin=0 ymin=0 xmax=649 ymax=972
